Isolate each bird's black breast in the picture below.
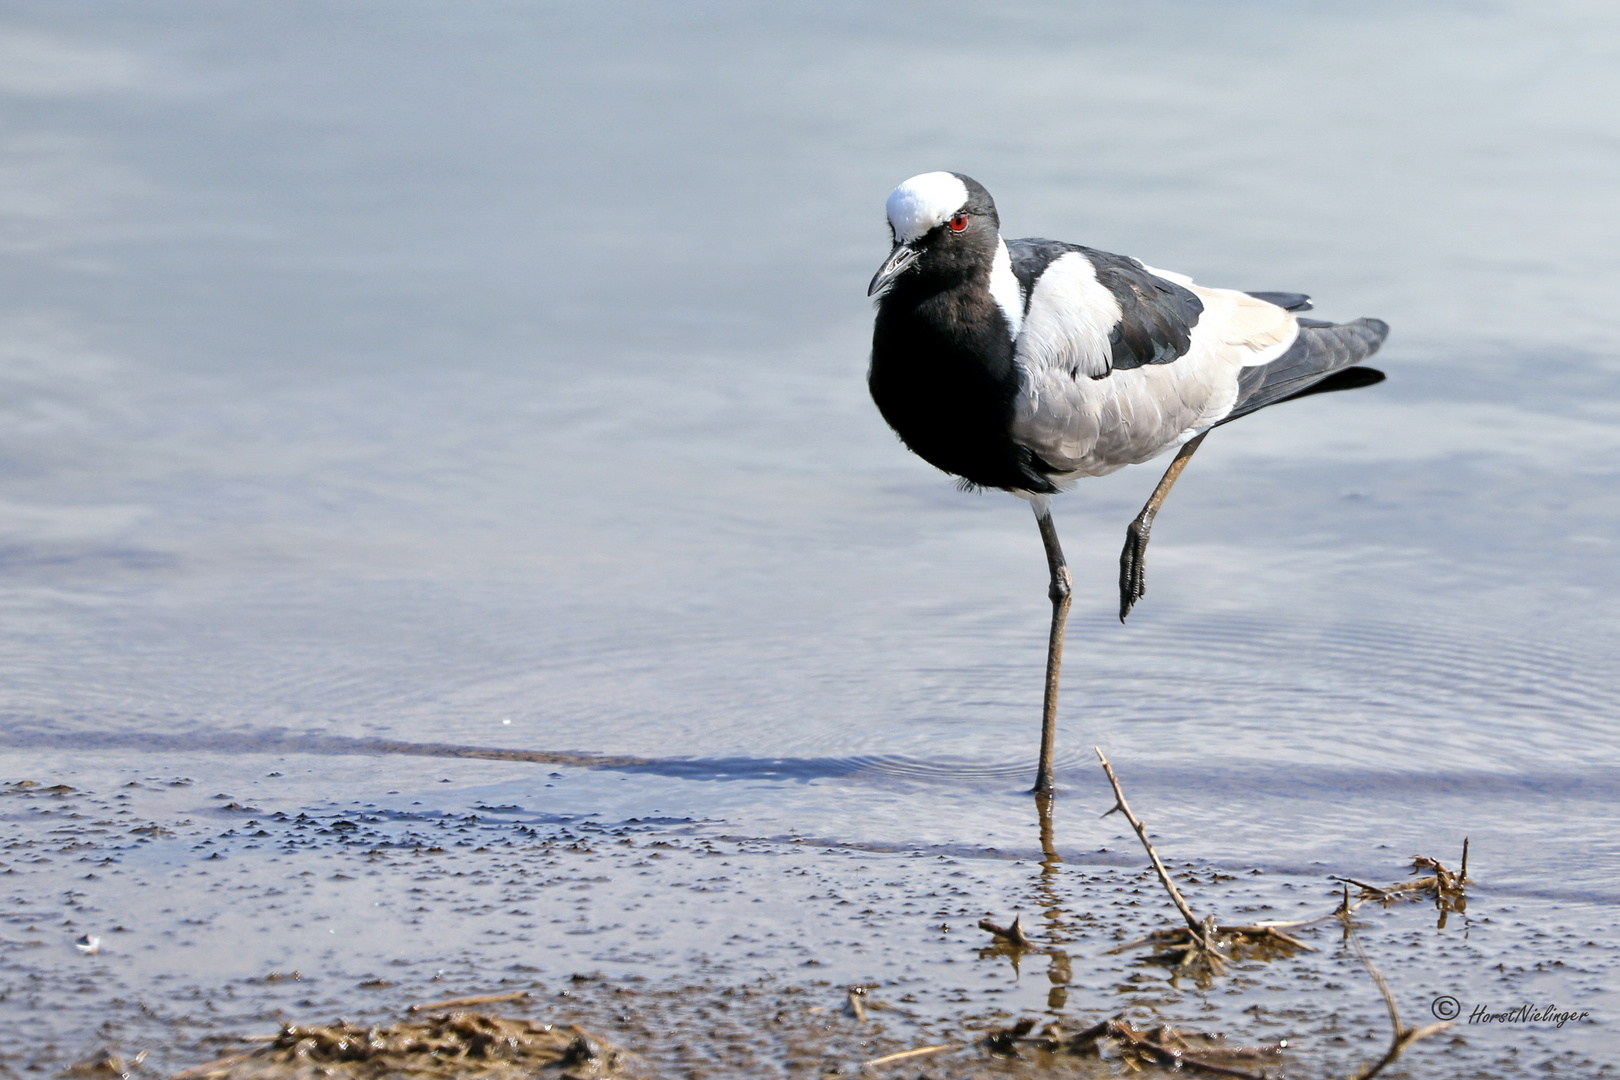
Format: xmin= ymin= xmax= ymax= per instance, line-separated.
xmin=1006 ymin=239 xmax=1203 ymax=373
xmin=869 ymin=283 xmax=1058 ymax=493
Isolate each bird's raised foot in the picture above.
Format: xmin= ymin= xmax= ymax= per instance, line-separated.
xmin=1119 ymin=518 xmax=1151 ymax=621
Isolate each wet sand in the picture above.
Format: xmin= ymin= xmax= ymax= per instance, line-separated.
xmin=3 ymin=749 xmax=1612 ymax=1078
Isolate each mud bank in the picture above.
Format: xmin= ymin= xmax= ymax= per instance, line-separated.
xmin=2 ymin=753 xmax=1613 ymax=1078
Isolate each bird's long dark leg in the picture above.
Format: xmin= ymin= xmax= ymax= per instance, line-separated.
xmin=1119 ymin=431 xmax=1208 ymax=622
xmin=1033 ymin=502 xmax=1071 ymax=795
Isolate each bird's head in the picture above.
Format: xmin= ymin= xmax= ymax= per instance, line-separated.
xmin=868 ymin=172 xmax=1001 ymax=298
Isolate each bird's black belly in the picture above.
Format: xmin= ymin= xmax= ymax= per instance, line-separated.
xmin=868 ymin=291 xmax=1057 ymax=494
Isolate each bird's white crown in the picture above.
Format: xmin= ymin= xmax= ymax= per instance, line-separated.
xmin=885 ymin=172 xmax=969 ymax=244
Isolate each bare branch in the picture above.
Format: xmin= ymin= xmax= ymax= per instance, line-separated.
xmin=1094 ymin=747 xmax=1206 ymax=943
xmin=407 ymin=990 xmax=530 ymax=1012
xmin=1342 ymin=908 xmax=1451 ymax=1079
xmin=860 ymin=1044 xmax=956 ymax=1069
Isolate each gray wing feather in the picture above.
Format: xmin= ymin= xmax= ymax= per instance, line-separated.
xmin=1219 ymin=317 xmax=1389 ymax=425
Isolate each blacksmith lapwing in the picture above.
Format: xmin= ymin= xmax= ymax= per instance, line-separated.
xmin=866 ymin=172 xmax=1389 ymax=794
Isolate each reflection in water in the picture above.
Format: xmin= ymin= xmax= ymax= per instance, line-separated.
xmin=975 ymin=793 xmax=1075 ymax=1001
xmin=1033 ymin=792 xmax=1072 ymax=1011
xmin=1035 ymin=790 xmax=1060 ymax=865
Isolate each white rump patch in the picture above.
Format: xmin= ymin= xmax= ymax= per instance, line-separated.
xmin=885 ymin=172 xmax=969 ymax=244
xmin=1139 ymin=263 xmax=1195 ymax=287
xmin=1014 ymin=252 xmax=1120 ymax=379
xmin=988 ymin=237 xmax=1024 ymax=340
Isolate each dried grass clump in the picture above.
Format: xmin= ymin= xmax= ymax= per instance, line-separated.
xmin=169 ymin=1012 xmax=644 ymax=1080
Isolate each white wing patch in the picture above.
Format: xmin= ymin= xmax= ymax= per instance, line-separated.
xmin=987 ymin=238 xmax=1024 ymax=340
xmin=1011 ymin=272 xmax=1299 ymax=481
xmin=1014 ymin=252 xmax=1120 ymax=379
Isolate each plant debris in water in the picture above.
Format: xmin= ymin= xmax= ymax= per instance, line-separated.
xmin=166 ymin=1012 xmax=648 ymax=1080
xmin=157 ymin=1006 xmax=1288 ymax=1080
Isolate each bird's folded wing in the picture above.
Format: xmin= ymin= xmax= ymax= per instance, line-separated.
xmin=1011 ymin=257 xmax=1298 ymax=478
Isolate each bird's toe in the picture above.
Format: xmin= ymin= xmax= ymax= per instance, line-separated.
xmin=1119 ymin=523 xmax=1150 ymax=621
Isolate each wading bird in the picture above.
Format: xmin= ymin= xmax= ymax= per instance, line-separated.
xmin=866 ymin=172 xmax=1388 ymax=794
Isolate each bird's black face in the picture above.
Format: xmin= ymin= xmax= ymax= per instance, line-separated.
xmin=869 ymin=172 xmax=1000 ymax=298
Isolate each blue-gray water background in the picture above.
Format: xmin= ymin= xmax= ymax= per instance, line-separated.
xmin=2 ymin=2 xmax=1617 ymax=1074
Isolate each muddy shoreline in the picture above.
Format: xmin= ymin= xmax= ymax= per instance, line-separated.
xmin=3 ymin=751 xmax=1611 ymax=1079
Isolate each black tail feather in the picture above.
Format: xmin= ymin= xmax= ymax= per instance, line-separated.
xmin=1273 ymin=365 xmax=1385 ymax=405
xmin=1220 ymin=317 xmax=1389 ymax=425
xmin=1245 ymin=291 xmax=1313 ymax=312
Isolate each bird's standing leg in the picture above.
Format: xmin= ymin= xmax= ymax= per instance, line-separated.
xmin=1119 ymin=431 xmax=1208 ymax=622
xmin=1033 ymin=501 xmax=1071 ymax=795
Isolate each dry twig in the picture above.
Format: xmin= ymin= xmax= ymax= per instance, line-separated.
xmin=860 ymin=1043 xmax=957 ymax=1069
xmin=1033 ymin=1015 xmax=1273 ymax=1079
xmin=1095 ymin=748 xmax=1206 ymax=939
xmin=977 ymin=915 xmax=1032 ymax=947
xmin=407 ymin=990 xmax=530 ymax=1012
xmin=167 ymin=1053 xmax=253 ymax=1080
xmin=1329 ymin=875 xmax=1400 ymax=899
xmin=1327 ymin=840 xmax=1470 ymax=929
xmin=1094 ymin=748 xmax=1323 ymax=975
xmin=1092 ymin=750 xmax=1473 ymax=990
xmin=1095 ymin=747 xmax=1229 ymax=976
xmin=1106 ymin=1019 xmax=1267 ymax=1079
xmin=1341 ymin=903 xmax=1451 ymax=1079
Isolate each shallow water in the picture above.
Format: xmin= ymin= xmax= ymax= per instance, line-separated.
xmin=2 ymin=1 xmax=1618 ymax=1075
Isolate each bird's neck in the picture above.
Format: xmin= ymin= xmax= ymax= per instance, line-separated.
xmin=878 ymin=253 xmax=1009 ymax=345
xmin=868 ymin=248 xmax=1047 ymax=493
xmin=883 ymin=235 xmax=1022 ymax=344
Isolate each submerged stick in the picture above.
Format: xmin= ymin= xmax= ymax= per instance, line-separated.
xmin=1341 ymin=908 xmax=1451 ymax=1079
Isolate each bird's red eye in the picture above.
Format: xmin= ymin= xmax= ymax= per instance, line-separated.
xmin=949 ymin=214 xmax=968 ymax=232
